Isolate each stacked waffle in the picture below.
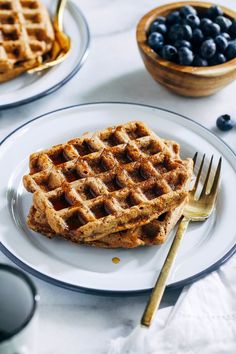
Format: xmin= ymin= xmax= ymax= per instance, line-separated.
xmin=23 ymin=121 xmax=193 ymax=248
xmin=0 ymin=0 xmax=54 ymax=82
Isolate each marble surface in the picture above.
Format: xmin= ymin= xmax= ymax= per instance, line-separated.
xmin=0 ymin=0 xmax=236 ymax=353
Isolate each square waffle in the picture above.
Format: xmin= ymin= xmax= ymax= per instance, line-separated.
xmin=0 ymin=0 xmax=54 ymax=82
xmin=26 ymin=156 xmax=192 ymax=247
xmin=27 ymin=201 xmax=186 ymax=248
xmin=23 ymin=122 xmax=193 ymax=246
xmin=23 ymin=121 xmax=180 ymax=193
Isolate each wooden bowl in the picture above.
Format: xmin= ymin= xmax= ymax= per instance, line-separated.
xmin=136 ymin=1 xmax=236 ymax=97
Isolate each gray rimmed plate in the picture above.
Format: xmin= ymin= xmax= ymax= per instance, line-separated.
xmin=0 ymin=102 xmax=236 ymax=295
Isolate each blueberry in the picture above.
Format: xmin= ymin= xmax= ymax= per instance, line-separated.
xmin=225 ymin=40 xmax=236 ymax=60
xmin=215 ymin=16 xmax=232 ymax=32
xmin=202 ymin=22 xmax=221 ymax=37
xmin=178 ymin=47 xmax=194 ymax=65
xmin=222 ymin=32 xmax=231 ymax=41
xmin=169 ymin=24 xmax=192 ymax=42
xmin=149 ymin=21 xmax=159 ymax=34
xmin=229 ymin=20 xmax=236 ymax=39
xmin=148 ymin=32 xmax=164 ymax=51
xmin=162 ymin=45 xmax=178 ymax=61
xmin=176 ymin=24 xmax=192 ymax=41
xmin=209 ymin=53 xmax=226 ymax=65
xmin=180 ymin=5 xmax=197 ymax=18
xmin=216 ymin=114 xmax=235 ymax=131
xmin=156 ymin=23 xmax=167 ymax=35
xmin=166 ymin=10 xmax=181 ymax=25
xmin=200 ymin=18 xmax=212 ymax=30
xmin=156 ymin=16 xmax=166 ymax=23
xmin=185 ymin=14 xmax=200 ymax=28
xmin=168 ymin=23 xmax=182 ymax=42
xmin=174 ymin=39 xmax=192 ymax=49
xmin=153 ymin=16 xmax=166 ymax=25
xmin=149 ymin=19 xmax=165 ymax=33
xmin=216 ymin=53 xmax=226 ymax=64
xmin=206 ymin=5 xmax=223 ymax=19
xmin=192 ymin=28 xmax=204 ymax=45
xmin=214 ymin=35 xmax=228 ymax=52
xmin=200 ymin=39 xmax=216 ymax=59
xmin=193 ymin=55 xmax=208 ymax=66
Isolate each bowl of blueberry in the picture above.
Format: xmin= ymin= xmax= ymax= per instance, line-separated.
xmin=136 ymin=1 xmax=236 ymax=97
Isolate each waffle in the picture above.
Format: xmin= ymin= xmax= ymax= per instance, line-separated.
xmin=23 ymin=121 xmax=180 ymax=193
xmin=27 ymin=201 xmax=186 ymax=248
xmin=0 ymin=0 xmax=54 ymax=82
xmin=27 ymin=158 xmax=192 ymax=247
xmin=23 ymin=122 xmax=193 ymax=244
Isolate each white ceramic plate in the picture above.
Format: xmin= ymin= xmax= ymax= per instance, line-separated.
xmin=1 ymin=102 xmax=236 ymax=295
xmin=0 ymin=0 xmax=90 ymax=109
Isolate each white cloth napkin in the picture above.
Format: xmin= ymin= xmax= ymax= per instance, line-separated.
xmin=108 ymin=255 xmax=236 ymax=354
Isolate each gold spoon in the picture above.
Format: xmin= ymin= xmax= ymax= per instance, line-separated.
xmin=28 ymin=0 xmax=70 ymax=74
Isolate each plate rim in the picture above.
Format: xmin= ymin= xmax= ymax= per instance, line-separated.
xmin=0 ymin=1 xmax=90 ymax=110
xmin=1 ymin=101 xmax=236 ymax=295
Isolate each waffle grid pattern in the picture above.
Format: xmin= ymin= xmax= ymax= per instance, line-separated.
xmin=24 ymin=121 xmax=179 ymax=192
xmin=0 ymin=0 xmax=54 ymax=80
xmin=28 ymin=202 xmax=185 ymax=248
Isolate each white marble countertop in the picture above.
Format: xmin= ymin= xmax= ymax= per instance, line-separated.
xmin=0 ymin=0 xmax=236 ymax=353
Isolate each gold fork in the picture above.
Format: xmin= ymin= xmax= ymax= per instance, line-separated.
xmin=28 ymin=0 xmax=70 ymax=74
xmin=141 ymin=153 xmax=222 ymax=327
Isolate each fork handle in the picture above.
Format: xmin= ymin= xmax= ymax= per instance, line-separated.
xmin=141 ymin=217 xmax=190 ymax=327
xmin=55 ymin=0 xmax=67 ymax=31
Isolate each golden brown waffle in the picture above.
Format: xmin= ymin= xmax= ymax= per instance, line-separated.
xmin=26 ymin=136 xmax=192 ymax=248
xmin=32 ymin=154 xmax=190 ymax=241
xmin=23 ymin=122 xmax=193 ymax=243
xmin=23 ymin=121 xmax=180 ymax=193
xmin=0 ymin=0 xmax=54 ymax=82
xmin=27 ymin=201 xmax=186 ymax=248
xmin=27 ymin=158 xmax=192 ymax=247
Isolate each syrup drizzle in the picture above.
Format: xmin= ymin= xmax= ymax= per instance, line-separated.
xmin=112 ymin=257 xmax=120 ymax=264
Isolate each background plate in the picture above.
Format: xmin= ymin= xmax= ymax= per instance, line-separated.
xmin=0 ymin=0 xmax=90 ymax=109
xmin=1 ymin=102 xmax=236 ymax=294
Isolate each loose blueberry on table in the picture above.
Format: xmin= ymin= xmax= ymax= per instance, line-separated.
xmin=147 ymin=5 xmax=236 ymax=66
xmin=216 ymin=114 xmax=235 ymax=131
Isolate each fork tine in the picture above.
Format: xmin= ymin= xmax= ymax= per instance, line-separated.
xmin=193 ymin=152 xmax=198 ymax=167
xmin=209 ymin=157 xmax=222 ymax=196
xmin=200 ymin=155 xmax=214 ymax=197
xmin=192 ymin=154 xmax=205 ymax=193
